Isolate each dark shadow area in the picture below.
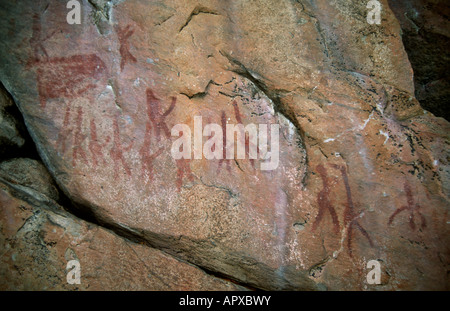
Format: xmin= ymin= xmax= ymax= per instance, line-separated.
xmin=0 ymin=82 xmax=41 ymax=160
xmin=388 ymin=0 xmax=450 ymax=121
xmin=0 ymin=80 xmax=100 ymax=225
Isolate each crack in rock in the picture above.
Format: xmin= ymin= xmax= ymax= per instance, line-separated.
xmin=179 ymin=6 xmax=220 ymax=33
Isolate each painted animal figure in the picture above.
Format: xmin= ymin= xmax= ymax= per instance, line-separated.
xmin=29 ymin=13 xmax=106 ymax=108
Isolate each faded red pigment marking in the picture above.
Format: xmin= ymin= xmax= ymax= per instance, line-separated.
xmin=232 ymin=100 xmax=243 ymax=123
xmin=116 ymin=24 xmax=137 ymax=71
xmin=205 ymin=116 xmax=216 ymax=153
xmin=29 ymin=13 xmax=49 ymax=63
xmin=110 ymin=118 xmax=133 ymax=179
xmin=176 ymin=159 xmax=194 ymax=192
xmin=332 ymin=165 xmax=373 ymax=257
xmin=35 ymin=54 xmax=106 ymax=108
xmin=56 ymin=105 xmax=73 ymax=154
xmin=145 ymin=88 xmax=176 ymax=142
xmin=388 ymin=182 xmax=426 ymax=230
xmin=232 ymin=100 xmax=259 ymax=169
xmin=139 ymin=121 xmax=163 ymax=182
xmin=312 ymin=165 xmax=340 ymax=234
xmin=72 ymin=107 xmax=88 ymax=167
xmin=218 ymin=111 xmax=232 ymax=173
xmin=29 ymin=13 xmax=106 ymax=108
xmin=89 ymin=118 xmax=111 ymax=168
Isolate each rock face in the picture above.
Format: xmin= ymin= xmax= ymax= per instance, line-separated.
xmin=0 ymin=84 xmax=26 ymax=157
xmin=0 ymin=179 xmax=242 ymax=290
xmin=0 ymin=0 xmax=448 ymax=290
xmin=388 ymin=0 xmax=450 ymax=121
xmin=0 ymin=158 xmax=59 ymax=201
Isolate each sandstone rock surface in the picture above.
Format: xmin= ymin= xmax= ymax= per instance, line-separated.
xmin=0 ymin=0 xmax=448 ymax=290
xmin=0 ymin=179 xmax=242 ymax=290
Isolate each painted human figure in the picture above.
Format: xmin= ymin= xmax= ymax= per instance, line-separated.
xmin=145 ymin=88 xmax=176 ymax=142
xmin=89 ymin=118 xmax=111 ymax=168
xmin=332 ymin=164 xmax=373 ymax=257
xmin=110 ymin=118 xmax=132 ymax=179
xmin=388 ymin=182 xmax=426 ymax=230
xmin=176 ymin=159 xmax=194 ymax=192
xmin=116 ymin=24 xmax=137 ymax=71
xmin=312 ymin=164 xmax=340 ymax=234
xmin=139 ymin=121 xmax=163 ymax=183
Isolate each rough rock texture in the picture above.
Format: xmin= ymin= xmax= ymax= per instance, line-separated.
xmin=0 ymin=179 xmax=243 ymax=290
xmin=388 ymin=0 xmax=450 ymax=121
xmin=0 ymin=84 xmax=26 ymax=157
xmin=0 ymin=0 xmax=448 ymax=290
xmin=0 ymin=158 xmax=59 ymax=201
